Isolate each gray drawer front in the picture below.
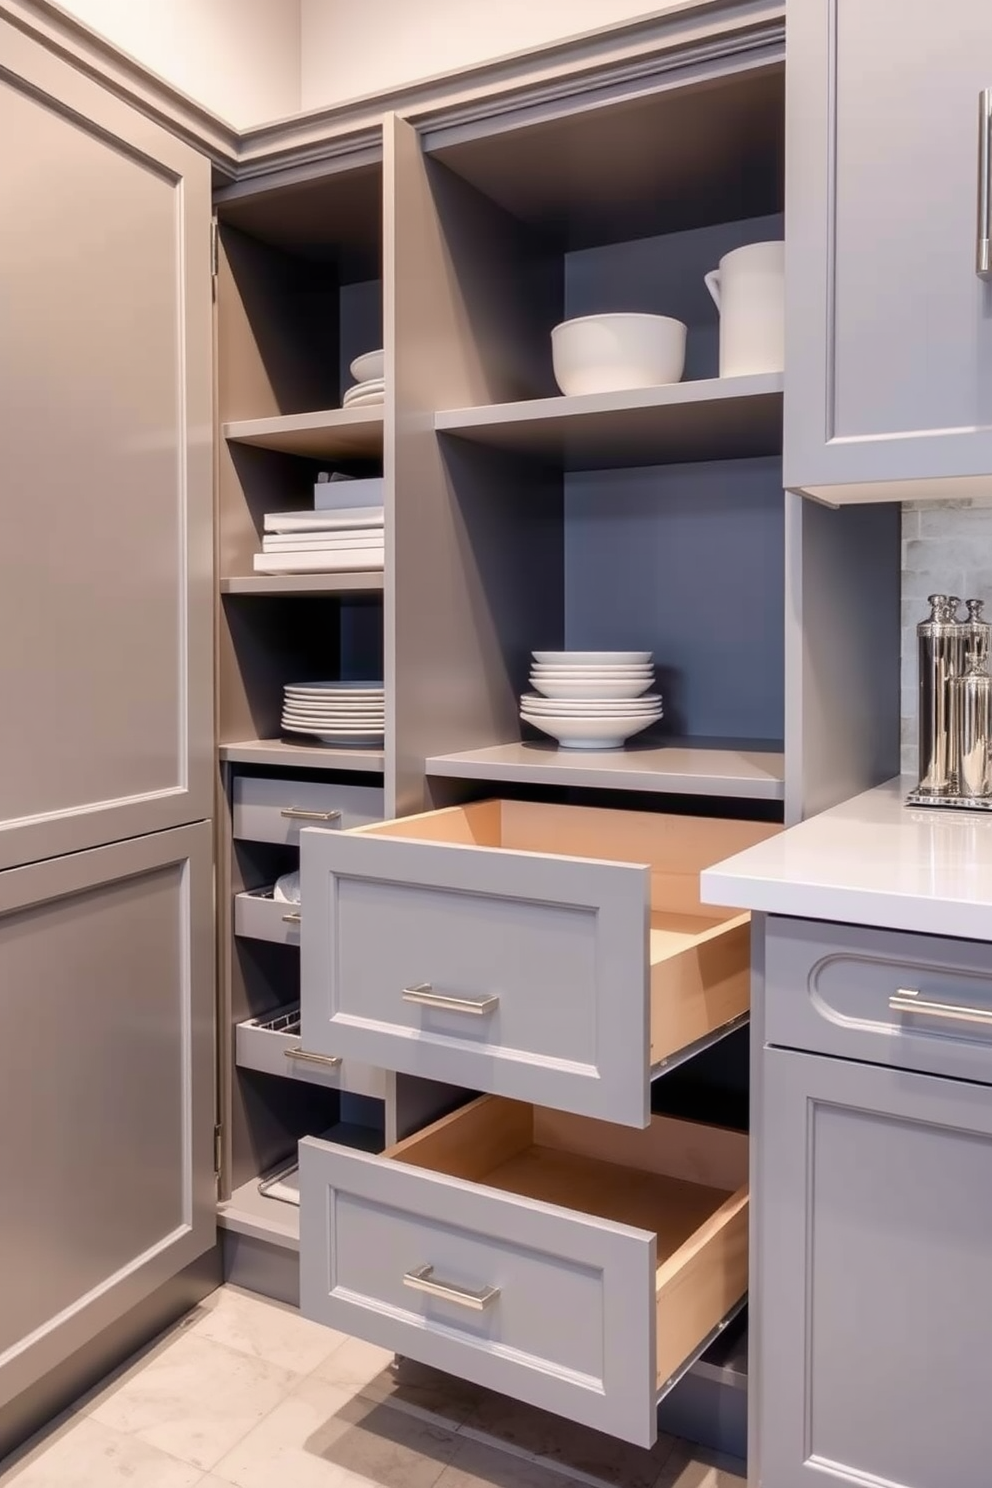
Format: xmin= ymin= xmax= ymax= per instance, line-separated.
xmin=234 ymin=888 xmax=300 ymax=946
xmin=235 ymin=1005 xmax=386 ymax=1099
xmin=765 ymin=917 xmax=992 ymax=1081
xmin=300 ymin=828 xmax=650 ymax=1126
xmin=233 ymin=776 xmax=383 ymax=845
xmin=298 ymin=1136 xmax=656 ymax=1446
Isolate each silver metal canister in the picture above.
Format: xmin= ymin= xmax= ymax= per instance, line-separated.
xmin=967 ymin=598 xmax=991 ymax=664
xmin=950 ymin=649 xmax=992 ymax=797
xmin=917 ymin=595 xmax=969 ymax=794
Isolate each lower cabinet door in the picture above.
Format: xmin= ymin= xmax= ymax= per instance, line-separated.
xmin=758 ymin=1048 xmax=992 ymax=1488
xmin=0 ymin=822 xmax=215 ymax=1411
xmin=300 ymin=1095 xmax=748 ymax=1447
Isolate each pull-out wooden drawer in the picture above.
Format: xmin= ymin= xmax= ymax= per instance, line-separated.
xmin=232 ymin=775 xmax=383 ymax=846
xmin=299 ymin=1095 xmax=748 ymax=1447
xmin=234 ymin=887 xmax=300 ymax=946
xmin=300 ymin=799 xmax=776 ymax=1126
xmin=235 ymin=1002 xmax=387 ymax=1099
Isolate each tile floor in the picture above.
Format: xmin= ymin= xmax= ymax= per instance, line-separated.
xmin=0 ymin=1287 xmax=745 ymax=1488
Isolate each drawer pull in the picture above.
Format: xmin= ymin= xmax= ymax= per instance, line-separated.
xmin=889 ymin=987 xmax=992 ymax=1028
xmin=402 ymin=983 xmax=499 ymax=1016
xmin=284 ymin=1047 xmax=342 ymax=1069
xmin=402 ymin=1263 xmax=500 ymax=1311
xmin=282 ymin=912 xmax=302 ymax=924
xmin=280 ymin=808 xmax=342 ymax=822
xmin=979 ymin=88 xmax=992 ymax=277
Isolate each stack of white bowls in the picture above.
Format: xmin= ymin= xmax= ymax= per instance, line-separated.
xmin=343 ymin=348 xmax=384 ymax=409
xmin=282 ymin=680 xmax=384 ymax=747
xmin=521 ymin=652 xmax=663 ymax=750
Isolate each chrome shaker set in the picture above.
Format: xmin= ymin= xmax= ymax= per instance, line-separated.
xmin=910 ymin=595 xmax=992 ymax=806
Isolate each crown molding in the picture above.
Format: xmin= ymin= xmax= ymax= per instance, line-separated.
xmin=0 ymin=0 xmax=784 ymax=184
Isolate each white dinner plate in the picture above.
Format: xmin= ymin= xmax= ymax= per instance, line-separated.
xmin=529 ymin=677 xmax=655 ymax=700
xmin=342 ymin=390 xmax=386 ymax=408
xmin=520 ymin=696 xmax=661 ymax=714
xmin=349 ymin=350 xmax=384 ymax=383
xmin=532 ymin=651 xmax=651 ymax=666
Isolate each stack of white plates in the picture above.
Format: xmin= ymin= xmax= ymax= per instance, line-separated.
xmin=521 ymin=651 xmax=662 ymax=750
xmin=343 ymin=348 xmax=384 ymax=410
xmin=281 ymin=681 xmax=384 ymax=747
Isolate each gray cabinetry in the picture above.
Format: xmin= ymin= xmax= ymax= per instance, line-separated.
xmin=0 ymin=17 xmax=213 ymax=870
xmin=0 ymin=823 xmax=215 ymax=1416
xmin=757 ymin=1046 xmax=992 ymax=1488
xmin=786 ymin=0 xmax=992 ymax=502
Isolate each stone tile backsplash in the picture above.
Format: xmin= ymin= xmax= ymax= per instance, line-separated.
xmin=901 ymin=498 xmax=992 ymax=776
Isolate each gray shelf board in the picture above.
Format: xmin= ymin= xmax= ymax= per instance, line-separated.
xmin=224 ymin=406 xmax=383 ymax=459
xmin=434 ymin=375 xmax=783 ymax=471
xmin=219 ymin=739 xmax=385 ymax=772
xmin=220 ymin=573 xmax=384 ymax=596
xmin=218 ymin=1177 xmax=299 ymax=1251
xmin=425 ymin=739 xmax=785 ymax=800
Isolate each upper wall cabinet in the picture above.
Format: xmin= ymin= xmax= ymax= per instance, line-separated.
xmin=0 ymin=20 xmax=213 ymax=870
xmin=785 ymin=0 xmax=992 ymax=504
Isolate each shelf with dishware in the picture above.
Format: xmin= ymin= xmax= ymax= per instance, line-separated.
xmin=219 ymin=573 xmax=384 ymax=596
xmin=223 ymin=406 xmax=384 ymax=460
xmin=219 ymin=739 xmax=385 ymax=772
xmin=435 ymin=372 xmax=783 ymax=470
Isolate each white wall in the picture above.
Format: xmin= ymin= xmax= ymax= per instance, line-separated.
xmin=55 ymin=0 xmax=301 ymax=126
xmin=901 ymin=500 xmax=992 ymax=775
xmin=300 ymin=0 xmax=682 ymax=110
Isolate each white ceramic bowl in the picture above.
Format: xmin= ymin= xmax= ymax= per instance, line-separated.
xmin=520 ymin=710 xmax=661 ymax=750
xmin=529 ymin=676 xmax=655 ymax=700
xmin=551 ymin=314 xmax=686 ymax=397
xmin=532 ymin=651 xmax=651 ymax=666
xmin=350 ymin=349 xmax=384 ymax=382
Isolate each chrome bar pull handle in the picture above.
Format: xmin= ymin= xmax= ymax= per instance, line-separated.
xmin=280 ymin=808 xmax=342 ymax=822
xmin=889 ymin=987 xmax=992 ymax=1027
xmin=402 ymin=982 xmax=499 ymax=1016
xmin=978 ymin=88 xmax=992 ymax=277
xmin=402 ymin=1263 xmax=499 ymax=1311
xmin=282 ymin=912 xmax=302 ymax=924
xmin=285 ymin=1047 xmax=342 ymax=1069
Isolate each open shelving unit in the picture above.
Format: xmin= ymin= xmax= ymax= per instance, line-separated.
xmin=223 ymin=406 xmax=384 ymax=460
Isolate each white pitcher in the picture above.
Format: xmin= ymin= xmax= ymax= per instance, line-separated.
xmin=704 ymin=240 xmax=785 ymax=378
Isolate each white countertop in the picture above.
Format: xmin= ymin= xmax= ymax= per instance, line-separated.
xmin=701 ymin=776 xmax=992 ymax=942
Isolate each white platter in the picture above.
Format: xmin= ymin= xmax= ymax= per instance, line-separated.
xmin=520 ymin=695 xmax=661 ymax=714
xmin=532 ymin=651 xmax=651 ymax=666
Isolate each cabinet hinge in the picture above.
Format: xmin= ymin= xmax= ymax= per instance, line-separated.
xmin=210 ymin=219 xmax=219 ymax=288
xmin=213 ymin=1122 xmax=223 ymax=1177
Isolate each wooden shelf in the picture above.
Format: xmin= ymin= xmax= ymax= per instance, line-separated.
xmin=435 ymin=374 xmax=783 ymax=471
xmin=220 ymin=573 xmax=384 ymax=596
xmin=223 ymin=406 xmax=383 ymax=459
xmin=220 ymin=739 xmax=385 ymax=772
xmin=425 ymin=739 xmax=785 ymax=800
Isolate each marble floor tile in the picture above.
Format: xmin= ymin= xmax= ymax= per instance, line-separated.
xmin=89 ymin=1331 xmax=299 ymax=1472
xmin=359 ymin=1357 xmax=488 ymax=1431
xmin=532 ymin=1417 xmax=679 ymax=1488
xmin=211 ymin=1375 xmax=460 ymax=1488
xmin=181 ymin=1284 xmax=349 ymax=1376
xmin=434 ymin=1435 xmax=590 ymax=1488
xmin=0 ymin=1416 xmax=202 ymax=1488
xmin=657 ymin=1442 xmax=746 ymax=1488
xmin=309 ymin=1335 xmax=398 ymax=1397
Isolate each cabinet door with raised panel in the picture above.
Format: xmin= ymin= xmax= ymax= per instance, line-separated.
xmin=0 ymin=822 xmax=215 ymax=1416
xmin=785 ymin=0 xmax=992 ymax=502
xmin=757 ymin=1047 xmax=992 ymax=1488
xmin=0 ymin=19 xmax=212 ymax=869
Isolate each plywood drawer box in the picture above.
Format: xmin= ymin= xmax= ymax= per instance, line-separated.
xmin=300 ymin=1095 xmax=748 ymax=1447
xmin=232 ymin=775 xmax=383 ymax=846
xmin=300 ymin=799 xmax=777 ymax=1126
xmin=233 ymin=887 xmax=300 ymax=946
xmin=235 ymin=1002 xmax=387 ymax=1099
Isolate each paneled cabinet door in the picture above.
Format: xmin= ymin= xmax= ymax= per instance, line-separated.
xmin=0 ymin=822 xmax=215 ymax=1413
xmin=785 ymin=0 xmax=992 ymax=502
xmin=0 ymin=19 xmax=213 ymax=870
xmin=757 ymin=1048 xmax=992 ymax=1488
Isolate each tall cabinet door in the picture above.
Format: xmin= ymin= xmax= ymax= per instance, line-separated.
xmin=785 ymin=0 xmax=992 ymax=501
xmin=757 ymin=1047 xmax=992 ymax=1488
xmin=0 ymin=822 xmax=214 ymax=1412
xmin=0 ymin=19 xmax=213 ymax=870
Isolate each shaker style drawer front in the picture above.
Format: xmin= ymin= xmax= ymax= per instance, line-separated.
xmin=299 ymin=1096 xmax=748 ymax=1448
xmin=300 ymin=801 xmax=776 ymax=1127
xmin=765 ymin=916 xmax=992 ymax=1082
xmin=234 ymin=888 xmax=301 ymax=946
xmin=235 ymin=1003 xmax=386 ymax=1099
xmin=232 ymin=776 xmax=383 ymax=845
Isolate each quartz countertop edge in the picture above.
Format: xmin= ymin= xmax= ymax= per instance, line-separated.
xmin=700 ymin=776 xmax=992 ymax=942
